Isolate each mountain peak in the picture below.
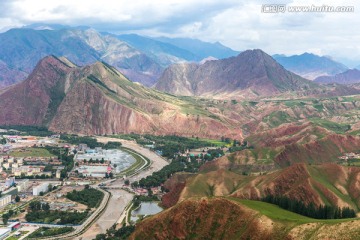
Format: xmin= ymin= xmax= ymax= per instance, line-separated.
xmin=156 ymin=49 xmax=316 ymax=98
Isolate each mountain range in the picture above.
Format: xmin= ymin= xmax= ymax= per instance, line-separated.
xmin=0 ymin=56 xmax=242 ymax=138
xmin=155 ymin=49 xmax=358 ymax=99
xmin=315 ymin=69 xmax=360 ymax=84
xmin=0 ymin=27 xmax=240 ymax=88
xmin=273 ymin=53 xmax=348 ymax=80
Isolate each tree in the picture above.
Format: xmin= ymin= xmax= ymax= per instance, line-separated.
xmin=15 ymin=195 xmax=20 ymax=202
xmin=42 ymin=203 xmax=50 ymax=211
xmin=124 ymin=179 xmax=130 ymax=185
xmin=85 ymin=184 xmax=90 ymax=190
xmin=48 ymin=184 xmax=53 ymax=192
xmin=2 ymin=214 xmax=9 ymax=225
xmin=39 ymin=191 xmax=44 ymax=196
xmin=131 ymin=181 xmax=139 ymax=188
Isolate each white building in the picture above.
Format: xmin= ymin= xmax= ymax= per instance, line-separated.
xmin=56 ymin=170 xmax=61 ymax=179
xmin=16 ymin=179 xmax=29 ymax=192
xmin=0 ymin=195 xmax=11 ymax=208
xmin=0 ymin=228 xmax=11 ymax=240
xmin=33 ymin=183 xmax=49 ymax=196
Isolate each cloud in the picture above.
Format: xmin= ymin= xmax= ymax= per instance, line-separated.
xmin=0 ymin=0 xmax=358 ymax=65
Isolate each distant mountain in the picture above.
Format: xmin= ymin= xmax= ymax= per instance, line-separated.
xmin=0 ymin=28 xmax=162 ymax=87
xmin=116 ymin=34 xmax=199 ymax=67
xmin=314 ymin=69 xmax=360 ymax=84
xmin=155 ymin=49 xmax=319 ymax=98
xmin=0 ymin=56 xmax=242 ymax=138
xmin=155 ymin=37 xmax=240 ymax=59
xmin=273 ymin=53 xmax=348 ymax=80
xmin=0 ymin=60 xmax=27 ymax=88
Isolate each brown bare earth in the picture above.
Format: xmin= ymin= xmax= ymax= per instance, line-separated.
xmin=131 ymin=197 xmax=360 ymax=240
xmin=130 ymin=198 xmax=283 ymax=240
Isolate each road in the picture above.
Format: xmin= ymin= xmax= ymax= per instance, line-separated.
xmin=78 ymin=188 xmax=133 ymax=240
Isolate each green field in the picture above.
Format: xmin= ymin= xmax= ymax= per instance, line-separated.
xmin=9 ymin=147 xmax=55 ymax=157
xmin=189 ymin=138 xmax=227 ymax=147
xmin=310 ymin=118 xmax=351 ymax=134
xmin=230 ymin=198 xmax=357 ymax=224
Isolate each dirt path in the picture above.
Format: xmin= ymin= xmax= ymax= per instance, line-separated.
xmin=78 ymin=189 xmax=133 ymax=240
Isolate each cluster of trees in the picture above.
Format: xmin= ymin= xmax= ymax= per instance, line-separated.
xmin=26 ymin=210 xmax=88 ymax=224
xmin=133 ymin=147 xmax=224 ymax=189
xmin=0 ymin=137 xmax=6 ymax=144
xmin=132 ymin=195 xmax=158 ymax=209
xmin=261 ymin=195 xmax=356 ymax=219
xmin=118 ymin=134 xmax=218 ymax=158
xmin=2 ymin=209 xmax=15 ymax=224
xmin=27 ymin=227 xmax=74 ymax=239
xmin=95 ymin=224 xmax=135 ymax=240
xmin=60 ymin=135 xmax=121 ymax=149
xmin=134 ymin=161 xmax=185 ymax=188
xmin=0 ymin=125 xmax=54 ymax=137
xmin=26 ymin=201 xmax=88 ymax=224
xmin=29 ymin=201 xmax=50 ymax=211
xmin=45 ymin=146 xmax=74 ymax=178
xmin=66 ymin=186 xmax=104 ymax=208
xmin=60 ymin=135 xmax=101 ymax=148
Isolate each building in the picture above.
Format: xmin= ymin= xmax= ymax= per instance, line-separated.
xmin=7 ymin=222 xmax=20 ymax=231
xmin=0 ymin=195 xmax=11 ymax=208
xmin=56 ymin=170 xmax=61 ymax=179
xmin=16 ymin=179 xmax=29 ymax=192
xmin=78 ymin=144 xmax=88 ymax=152
xmin=33 ymin=183 xmax=50 ymax=196
xmin=85 ymin=149 xmax=96 ymax=154
xmin=5 ymin=177 xmax=15 ymax=188
xmin=0 ymin=228 xmax=11 ymax=240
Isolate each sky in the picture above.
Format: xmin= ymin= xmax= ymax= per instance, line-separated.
xmin=0 ymin=0 xmax=359 ymax=66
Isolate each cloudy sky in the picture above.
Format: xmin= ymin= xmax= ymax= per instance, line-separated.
xmin=0 ymin=0 xmax=359 ymax=66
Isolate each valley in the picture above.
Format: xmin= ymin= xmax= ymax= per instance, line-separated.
xmin=0 ymin=27 xmax=359 ymax=240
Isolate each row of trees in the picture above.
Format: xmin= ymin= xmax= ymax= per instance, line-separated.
xmin=27 ymin=227 xmax=74 ymax=239
xmin=0 ymin=125 xmax=53 ymax=137
xmin=95 ymin=224 xmax=135 ymax=240
xmin=60 ymin=135 xmax=121 ymax=149
xmin=261 ymin=195 xmax=356 ymax=219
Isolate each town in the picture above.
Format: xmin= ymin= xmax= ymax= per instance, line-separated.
xmin=0 ymin=128 xmax=229 ymax=239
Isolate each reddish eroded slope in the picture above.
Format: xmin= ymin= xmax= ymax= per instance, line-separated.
xmin=130 ymin=198 xmax=285 ymax=240
xmin=0 ymin=56 xmax=243 ymax=138
xmin=0 ymin=56 xmax=73 ymax=125
xmin=172 ymin=164 xmax=360 ymax=210
xmin=241 ymin=123 xmax=360 ymax=167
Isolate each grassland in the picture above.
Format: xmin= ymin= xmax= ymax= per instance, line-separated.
xmin=229 ymin=198 xmax=356 ymax=224
xmin=310 ymin=118 xmax=351 ymax=134
xmin=9 ymin=147 xmax=55 ymax=157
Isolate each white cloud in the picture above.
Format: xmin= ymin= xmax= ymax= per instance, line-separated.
xmin=0 ymin=0 xmax=359 ymax=64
